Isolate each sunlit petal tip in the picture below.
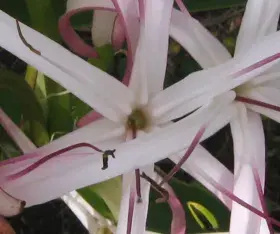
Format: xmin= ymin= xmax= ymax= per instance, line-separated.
xmin=0 ymin=188 xmax=25 ymax=217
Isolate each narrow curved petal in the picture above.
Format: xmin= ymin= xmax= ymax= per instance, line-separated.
xmin=61 ymin=0 xmax=139 ymax=86
xmin=150 ymin=31 xmax=280 ymax=119
xmin=235 ymin=0 xmax=280 ymax=57
xmin=163 ymin=183 xmax=186 ymax=234
xmin=0 ymin=95 xmax=236 ymax=207
xmin=143 ymin=0 xmax=173 ymax=96
xmin=59 ymin=0 xmax=115 ymax=57
xmin=153 ymin=173 xmax=186 ymax=234
xmin=0 ymin=109 xmax=35 ymax=153
xmin=229 ymin=104 xmax=266 ymax=233
xmin=0 ymin=11 xmax=133 ymax=122
xmin=170 ymin=9 xmax=231 ymax=68
xmin=171 ymin=145 xmax=233 ymax=209
xmin=243 ymin=87 xmax=280 ymax=123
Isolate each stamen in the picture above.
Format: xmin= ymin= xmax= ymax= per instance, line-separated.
xmin=135 ymin=169 xmax=142 ymax=203
xmin=160 ymin=125 xmax=207 ymax=186
xmin=131 ymin=124 xmax=142 ymax=202
xmin=252 ymin=167 xmax=274 ymax=233
xmin=140 ymin=172 xmax=169 ymax=203
xmin=236 ymin=96 xmax=280 ymax=112
xmin=101 ymin=149 xmax=116 ymax=170
xmin=7 ymin=143 xmax=115 ymax=180
xmin=197 ymin=168 xmax=280 ymax=228
xmin=16 ymin=20 xmax=41 ymax=55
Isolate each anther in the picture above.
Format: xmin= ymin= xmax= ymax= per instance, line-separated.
xmin=101 ymin=149 xmax=116 ymax=170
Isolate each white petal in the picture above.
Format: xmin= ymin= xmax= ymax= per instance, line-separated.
xmin=144 ymin=0 xmax=174 ymax=96
xmin=128 ymin=24 xmax=149 ymax=106
xmin=91 ymin=10 xmax=117 ymax=47
xmin=170 ymin=145 xmax=233 ymax=209
xmin=0 ymin=96 xmax=236 ymax=206
xmin=129 ymin=0 xmax=174 ymax=104
xmin=115 ymin=166 xmax=152 ymax=234
xmin=230 ymin=165 xmax=262 ymax=234
xmin=170 ymin=9 xmax=231 ymax=68
xmin=0 ymin=10 xmax=133 ymax=122
xmin=131 ymin=166 xmax=153 ymax=234
xmin=235 ymin=0 xmax=280 ymax=57
xmin=229 ymin=105 xmax=266 ymax=233
xmin=243 ymin=87 xmax=280 ymax=123
xmin=116 ymin=172 xmax=134 ymax=234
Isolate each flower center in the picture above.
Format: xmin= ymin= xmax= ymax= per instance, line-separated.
xmin=127 ymin=108 xmax=149 ymax=130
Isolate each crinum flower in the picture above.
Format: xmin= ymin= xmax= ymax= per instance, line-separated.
xmin=0 ymin=0 xmax=237 ymax=233
xmin=161 ymin=0 xmax=280 ymax=233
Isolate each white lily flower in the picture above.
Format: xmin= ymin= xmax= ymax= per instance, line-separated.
xmin=165 ymin=0 xmax=280 ymax=233
xmin=0 ymin=0 xmax=238 ymax=232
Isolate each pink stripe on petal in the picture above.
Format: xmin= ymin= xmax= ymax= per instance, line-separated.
xmin=198 ymin=169 xmax=280 ymax=228
xmin=59 ymin=7 xmax=115 ymax=58
xmin=164 ymin=183 xmax=186 ymax=234
xmin=160 ymin=124 xmax=207 ymax=185
xmin=77 ymin=111 xmax=103 ymax=127
xmin=252 ymin=167 xmax=274 ymax=234
xmin=6 ymin=143 xmax=103 ymax=181
xmin=232 ymin=53 xmax=280 ymax=78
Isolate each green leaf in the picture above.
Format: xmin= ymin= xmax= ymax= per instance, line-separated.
xmin=25 ymin=0 xmax=61 ymax=42
xmin=0 ymin=69 xmax=49 ymax=146
xmin=0 ymin=69 xmax=45 ymax=124
xmin=146 ymin=179 xmax=230 ymax=233
xmin=88 ymin=44 xmax=115 ymax=73
xmin=46 ymin=79 xmax=73 ymax=138
xmin=187 ymin=201 xmax=219 ymax=230
xmin=78 ymin=177 xmax=122 ymax=223
xmin=0 ymin=1 xmax=30 ymax=24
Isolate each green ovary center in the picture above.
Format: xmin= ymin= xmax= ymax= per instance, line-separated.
xmin=127 ymin=108 xmax=149 ymax=130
